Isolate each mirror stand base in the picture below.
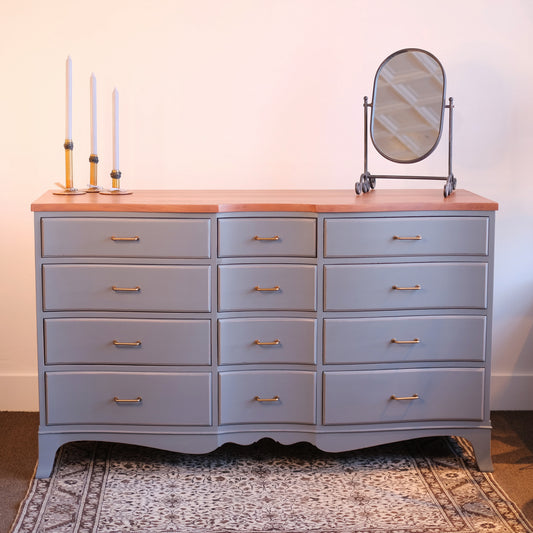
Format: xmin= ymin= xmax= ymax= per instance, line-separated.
xmin=355 ymin=174 xmax=457 ymax=198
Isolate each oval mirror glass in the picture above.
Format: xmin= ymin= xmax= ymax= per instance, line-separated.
xmin=370 ymin=48 xmax=446 ymax=163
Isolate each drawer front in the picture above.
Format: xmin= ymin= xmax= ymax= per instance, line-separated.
xmin=45 ymin=371 xmax=212 ymax=426
xmin=41 ymin=217 xmax=211 ymax=258
xmin=218 ymin=218 xmax=316 ymax=257
xmin=324 ymin=316 xmax=486 ymax=364
xmin=323 ymin=368 xmax=484 ymax=425
xmin=324 ymin=263 xmax=487 ymax=311
xmin=218 ymin=265 xmax=316 ymax=311
xmin=45 ymin=318 xmax=211 ymax=365
xmin=219 ymin=371 xmax=316 ymax=424
xmin=218 ymin=318 xmax=316 ymax=365
xmin=324 ymin=217 xmax=489 ymax=257
xmin=42 ymin=264 xmax=211 ymax=312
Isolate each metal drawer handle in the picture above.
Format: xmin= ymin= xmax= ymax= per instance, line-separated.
xmin=254 ymin=285 xmax=280 ymax=292
xmin=254 ymin=339 xmax=281 ymax=346
xmin=112 ymin=286 xmax=141 ymax=292
xmin=113 ymin=340 xmax=142 ymax=347
xmin=254 ymin=395 xmax=280 ymax=402
xmin=392 ymin=284 xmax=421 ymax=291
xmin=391 ymin=338 xmax=420 ymax=344
xmin=111 ymin=236 xmax=140 ymax=241
xmin=390 ymin=393 xmax=420 ymax=401
xmin=393 ymin=235 xmax=421 ymax=241
xmin=254 ymin=235 xmax=280 ymax=241
xmin=113 ymin=396 xmax=142 ymax=404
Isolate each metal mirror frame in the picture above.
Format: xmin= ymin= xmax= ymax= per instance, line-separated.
xmin=356 ymin=48 xmax=457 ymax=197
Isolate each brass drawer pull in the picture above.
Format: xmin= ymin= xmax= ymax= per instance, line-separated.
xmin=254 ymin=235 xmax=280 ymax=241
xmin=393 ymin=235 xmax=421 ymax=241
xmin=111 ymin=236 xmax=140 ymax=241
xmin=112 ymin=286 xmax=141 ymax=292
xmin=391 ymin=338 xmax=420 ymax=344
xmin=113 ymin=396 xmax=142 ymax=404
xmin=254 ymin=395 xmax=280 ymax=402
xmin=113 ymin=340 xmax=142 ymax=347
xmin=392 ymin=284 xmax=421 ymax=291
xmin=254 ymin=339 xmax=280 ymax=346
xmin=254 ymin=285 xmax=280 ymax=292
xmin=390 ymin=393 xmax=420 ymax=401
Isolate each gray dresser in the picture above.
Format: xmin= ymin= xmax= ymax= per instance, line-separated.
xmin=32 ymin=189 xmax=498 ymax=477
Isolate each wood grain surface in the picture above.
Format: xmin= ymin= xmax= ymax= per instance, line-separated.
xmin=31 ymin=189 xmax=498 ymax=213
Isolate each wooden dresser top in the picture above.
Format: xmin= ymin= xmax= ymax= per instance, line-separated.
xmin=31 ymin=189 xmax=498 ymax=213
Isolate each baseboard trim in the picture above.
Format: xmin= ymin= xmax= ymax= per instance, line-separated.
xmin=491 ymin=373 xmax=533 ymax=410
xmin=0 ymin=373 xmax=39 ymax=411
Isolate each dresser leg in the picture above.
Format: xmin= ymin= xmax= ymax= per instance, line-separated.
xmin=465 ymin=429 xmax=494 ymax=472
xmin=36 ymin=434 xmax=61 ymax=478
xmin=35 ymin=454 xmax=56 ymax=478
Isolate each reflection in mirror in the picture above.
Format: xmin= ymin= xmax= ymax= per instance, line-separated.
xmin=371 ymin=49 xmax=446 ymax=163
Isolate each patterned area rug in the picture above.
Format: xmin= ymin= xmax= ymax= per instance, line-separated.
xmin=11 ymin=437 xmax=533 ymax=533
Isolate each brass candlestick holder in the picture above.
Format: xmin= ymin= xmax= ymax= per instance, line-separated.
xmin=53 ymin=140 xmax=86 ymax=195
xmin=100 ymin=169 xmax=132 ymax=195
xmin=85 ymin=154 xmax=102 ymax=192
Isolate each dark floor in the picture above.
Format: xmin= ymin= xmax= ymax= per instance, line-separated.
xmin=490 ymin=411 xmax=533 ymax=521
xmin=0 ymin=412 xmax=39 ymax=533
xmin=1 ymin=411 xmax=532 ymax=533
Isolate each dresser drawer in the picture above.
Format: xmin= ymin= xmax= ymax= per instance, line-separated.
xmin=324 ymin=263 xmax=487 ymax=311
xmin=324 ymin=217 xmax=488 ymax=257
xmin=219 ymin=371 xmax=316 ymax=424
xmin=41 ymin=217 xmax=211 ymax=258
xmin=44 ymin=318 xmax=211 ymax=365
xmin=42 ymin=264 xmax=211 ymax=312
xmin=323 ymin=368 xmax=484 ymax=425
xmin=324 ymin=316 xmax=486 ymax=364
xmin=218 ymin=318 xmax=316 ymax=365
xmin=45 ymin=371 xmax=212 ymax=426
xmin=218 ymin=265 xmax=316 ymax=311
xmin=218 ymin=217 xmax=316 ymax=257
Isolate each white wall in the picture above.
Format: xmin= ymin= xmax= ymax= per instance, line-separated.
xmin=1 ymin=0 xmax=532 ymax=410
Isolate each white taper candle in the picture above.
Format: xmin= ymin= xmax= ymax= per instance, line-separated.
xmin=66 ymin=56 xmax=72 ymax=139
xmin=112 ymin=88 xmax=119 ymax=170
xmin=90 ymin=73 xmax=97 ymax=154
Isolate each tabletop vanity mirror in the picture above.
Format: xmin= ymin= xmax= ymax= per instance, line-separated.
xmin=356 ymin=48 xmax=456 ymax=197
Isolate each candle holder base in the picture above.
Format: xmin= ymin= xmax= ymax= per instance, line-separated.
xmin=100 ymin=170 xmax=132 ymax=195
xmin=84 ymin=184 xmax=103 ymax=193
xmin=53 ymin=187 xmax=86 ymax=195
xmin=100 ymin=188 xmax=133 ymax=195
